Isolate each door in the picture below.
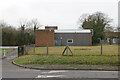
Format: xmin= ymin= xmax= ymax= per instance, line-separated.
xmin=55 ymin=40 xmax=61 ymax=46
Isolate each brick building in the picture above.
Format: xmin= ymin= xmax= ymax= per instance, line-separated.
xmin=35 ymin=26 xmax=92 ymax=46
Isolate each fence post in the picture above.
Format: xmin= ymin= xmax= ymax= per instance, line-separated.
xmin=24 ymin=45 xmax=26 ymax=55
xmin=34 ymin=44 xmax=35 ymax=55
xmin=101 ymin=40 xmax=102 ymax=56
xmin=47 ymin=43 xmax=48 ymax=55
xmin=4 ymin=49 xmax=5 ymax=57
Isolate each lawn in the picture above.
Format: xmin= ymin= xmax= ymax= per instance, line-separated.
xmin=28 ymin=45 xmax=118 ymax=56
xmin=14 ymin=45 xmax=119 ymax=66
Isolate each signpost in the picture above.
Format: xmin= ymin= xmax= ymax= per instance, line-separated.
xmin=62 ymin=43 xmax=73 ymax=56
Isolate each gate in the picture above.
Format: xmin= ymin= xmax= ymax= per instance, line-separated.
xmin=0 ymin=46 xmax=18 ymax=59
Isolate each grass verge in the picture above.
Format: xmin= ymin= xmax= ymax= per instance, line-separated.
xmin=14 ymin=55 xmax=119 ymax=66
xmin=14 ymin=45 xmax=118 ymax=66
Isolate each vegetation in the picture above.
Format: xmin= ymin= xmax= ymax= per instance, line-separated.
xmin=14 ymin=55 xmax=118 ymax=66
xmin=28 ymin=45 xmax=118 ymax=56
xmin=14 ymin=45 xmax=119 ymax=66
xmin=1 ymin=19 xmax=41 ymax=46
xmin=77 ymin=12 xmax=113 ymax=44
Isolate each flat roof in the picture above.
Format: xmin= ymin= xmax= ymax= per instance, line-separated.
xmin=54 ymin=29 xmax=91 ymax=33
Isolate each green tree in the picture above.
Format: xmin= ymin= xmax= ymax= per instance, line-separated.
xmin=1 ymin=18 xmax=42 ymax=46
xmin=78 ymin=12 xmax=112 ymax=44
xmin=2 ymin=24 xmax=18 ymax=46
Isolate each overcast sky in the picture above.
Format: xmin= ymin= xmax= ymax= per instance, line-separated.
xmin=0 ymin=0 xmax=119 ymax=29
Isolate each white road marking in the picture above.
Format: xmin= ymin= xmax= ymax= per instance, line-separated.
xmin=33 ymin=70 xmax=41 ymax=72
xmin=49 ymin=70 xmax=68 ymax=73
xmin=36 ymin=75 xmax=64 ymax=78
xmin=42 ymin=70 xmax=68 ymax=74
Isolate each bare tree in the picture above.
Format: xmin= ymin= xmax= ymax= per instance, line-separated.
xmin=18 ymin=18 xmax=28 ymax=31
xmin=0 ymin=20 xmax=8 ymax=28
xmin=77 ymin=13 xmax=89 ymax=29
xmin=31 ymin=19 xmax=42 ymax=31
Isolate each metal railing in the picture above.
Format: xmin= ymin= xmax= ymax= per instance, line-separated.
xmin=0 ymin=46 xmax=18 ymax=58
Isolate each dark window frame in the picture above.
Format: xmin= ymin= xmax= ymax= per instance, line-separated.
xmin=67 ymin=39 xmax=73 ymax=43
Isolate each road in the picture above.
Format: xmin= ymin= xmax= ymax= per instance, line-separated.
xmin=1 ymin=49 xmax=119 ymax=80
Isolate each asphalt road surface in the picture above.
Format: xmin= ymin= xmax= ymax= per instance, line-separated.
xmin=1 ymin=49 xmax=119 ymax=80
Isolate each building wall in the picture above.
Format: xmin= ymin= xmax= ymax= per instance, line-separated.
xmin=54 ymin=33 xmax=91 ymax=46
xmin=35 ymin=30 xmax=54 ymax=46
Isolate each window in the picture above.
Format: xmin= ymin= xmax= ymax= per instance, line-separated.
xmin=50 ymin=27 xmax=54 ymax=30
xmin=67 ymin=39 xmax=73 ymax=43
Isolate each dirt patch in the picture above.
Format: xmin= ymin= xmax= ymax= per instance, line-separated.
xmin=74 ymin=48 xmax=91 ymax=50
